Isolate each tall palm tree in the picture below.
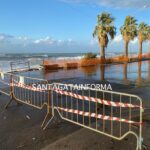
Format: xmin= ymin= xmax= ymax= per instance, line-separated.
xmin=93 ymin=12 xmax=116 ymax=59
xmin=120 ymin=16 xmax=137 ymax=57
xmin=137 ymin=22 xmax=149 ymax=56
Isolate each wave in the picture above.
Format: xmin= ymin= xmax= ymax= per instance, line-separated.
xmin=0 ymin=52 xmax=127 ymax=60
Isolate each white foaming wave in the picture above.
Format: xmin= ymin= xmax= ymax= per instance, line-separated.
xmin=55 ymin=56 xmax=84 ymax=60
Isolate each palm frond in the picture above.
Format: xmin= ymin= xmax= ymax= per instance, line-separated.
xmin=120 ymin=16 xmax=137 ymax=42
xmin=93 ymin=12 xmax=116 ymax=47
xmin=138 ymin=22 xmax=149 ymax=42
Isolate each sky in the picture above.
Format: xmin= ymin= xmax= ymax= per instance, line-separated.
xmin=0 ymin=0 xmax=150 ymax=54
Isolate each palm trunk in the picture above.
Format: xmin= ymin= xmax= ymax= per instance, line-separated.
xmin=100 ymin=45 xmax=105 ymax=59
xmin=139 ymin=41 xmax=143 ymax=55
xmin=124 ymin=41 xmax=129 ymax=57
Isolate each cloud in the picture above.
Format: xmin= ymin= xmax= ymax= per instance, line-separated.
xmin=34 ymin=36 xmax=56 ymax=44
xmin=0 ymin=33 xmax=148 ymax=53
xmin=90 ymin=34 xmax=123 ymax=46
xmin=112 ymin=34 xmax=122 ymax=43
xmin=0 ymin=34 xmax=14 ymax=42
xmin=131 ymin=38 xmax=138 ymax=44
xmin=0 ymin=33 xmax=80 ymax=53
xmin=17 ymin=36 xmax=31 ymax=41
xmin=111 ymin=34 xmax=138 ymax=45
xmin=33 ymin=36 xmax=74 ymax=46
xmin=89 ymin=34 xmax=150 ymax=54
xmin=61 ymin=0 xmax=150 ymax=8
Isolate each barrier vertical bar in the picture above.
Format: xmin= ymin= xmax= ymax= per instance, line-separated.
xmin=77 ymin=89 xmax=79 ymax=123
xmin=139 ymin=97 xmax=143 ymax=150
xmin=89 ymin=89 xmax=91 ymax=127
xmin=96 ymin=90 xmax=98 ymax=130
xmin=103 ymin=91 xmax=105 ymax=132
xmin=82 ymin=90 xmax=84 ymax=125
xmin=120 ymin=94 xmax=122 ymax=137
xmin=111 ymin=93 xmax=113 ymax=135
xmin=129 ymin=96 xmax=131 ymax=131
xmin=51 ymin=86 xmax=54 ymax=117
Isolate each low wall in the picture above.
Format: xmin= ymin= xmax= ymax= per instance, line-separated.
xmin=43 ymin=54 xmax=150 ymax=70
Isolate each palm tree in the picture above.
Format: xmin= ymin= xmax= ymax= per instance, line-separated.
xmin=137 ymin=22 xmax=149 ymax=56
xmin=93 ymin=12 xmax=116 ymax=59
xmin=120 ymin=16 xmax=137 ymax=57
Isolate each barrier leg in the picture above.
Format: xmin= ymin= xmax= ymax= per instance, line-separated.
xmin=5 ymin=97 xmax=21 ymax=109
xmin=41 ymin=111 xmax=55 ymax=130
xmin=138 ymin=137 xmax=143 ymax=150
xmin=43 ymin=115 xmax=54 ymax=130
xmin=5 ymin=99 xmax=13 ymax=109
xmin=41 ymin=105 xmax=54 ymax=130
xmin=41 ymin=112 xmax=50 ymax=128
xmin=5 ymin=74 xmax=20 ymax=109
xmin=41 ymin=89 xmax=54 ymax=130
xmin=5 ymin=91 xmax=17 ymax=109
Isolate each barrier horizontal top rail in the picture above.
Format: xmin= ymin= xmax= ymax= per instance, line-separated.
xmin=10 ymin=61 xmax=29 ymax=65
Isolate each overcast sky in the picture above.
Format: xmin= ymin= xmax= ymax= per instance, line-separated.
xmin=0 ymin=0 xmax=149 ymax=53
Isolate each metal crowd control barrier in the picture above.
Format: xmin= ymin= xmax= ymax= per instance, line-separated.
xmin=47 ymin=83 xmax=143 ymax=150
xmin=12 ymin=74 xmax=53 ymax=128
xmin=10 ymin=60 xmax=30 ymax=72
xmin=0 ymin=72 xmax=52 ymax=128
xmin=0 ymin=72 xmax=143 ymax=150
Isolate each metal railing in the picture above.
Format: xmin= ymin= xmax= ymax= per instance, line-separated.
xmin=48 ymin=83 xmax=143 ymax=150
xmin=10 ymin=60 xmax=30 ymax=72
xmin=0 ymin=72 xmax=143 ymax=150
xmin=0 ymin=72 xmax=52 ymax=128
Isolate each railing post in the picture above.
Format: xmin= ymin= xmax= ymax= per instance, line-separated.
xmin=51 ymin=86 xmax=54 ymax=116
xmin=41 ymin=83 xmax=54 ymax=130
xmin=28 ymin=61 xmax=30 ymax=70
xmin=5 ymin=73 xmax=15 ymax=109
xmin=138 ymin=106 xmax=144 ymax=150
xmin=10 ymin=74 xmax=14 ymax=99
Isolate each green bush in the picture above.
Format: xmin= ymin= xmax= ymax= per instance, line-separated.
xmin=83 ymin=52 xmax=97 ymax=59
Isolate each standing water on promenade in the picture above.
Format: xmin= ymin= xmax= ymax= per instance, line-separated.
xmin=42 ymin=60 xmax=150 ymax=85
xmin=19 ymin=60 xmax=150 ymax=86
